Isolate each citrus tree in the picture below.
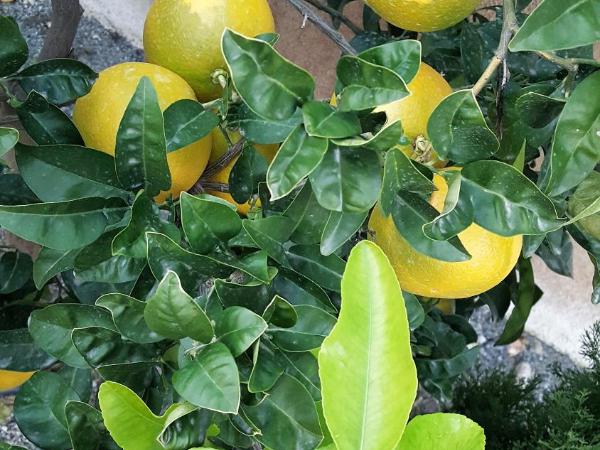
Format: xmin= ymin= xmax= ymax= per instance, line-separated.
xmin=0 ymin=0 xmax=599 ymax=448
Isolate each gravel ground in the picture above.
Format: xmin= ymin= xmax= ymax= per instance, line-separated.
xmin=0 ymin=0 xmax=577 ymax=446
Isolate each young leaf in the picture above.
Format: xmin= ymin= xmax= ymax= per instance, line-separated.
xmin=222 ymin=29 xmax=315 ymax=121
xmin=115 ymin=77 xmax=171 ymax=197
xmin=397 ymin=413 xmax=486 ymax=450
xmin=216 ymin=306 xmax=268 ymax=357
xmin=163 ymin=99 xmax=219 ymax=152
xmin=0 ymin=16 xmax=28 ymax=77
xmin=336 ymin=56 xmax=409 ymax=111
xmin=144 ymin=270 xmax=214 ymax=343
xmin=180 ymin=192 xmax=242 ymax=254
xmin=427 ymin=90 xmax=499 ymax=164
xmin=509 ymin=0 xmax=600 ymax=52
xmin=309 ymin=145 xmax=381 ymax=213
xmin=267 ymin=125 xmax=329 ymax=200
xmin=0 ymin=197 xmax=127 ymax=251
xmin=172 ymin=342 xmax=240 ymax=413
xmin=28 ymin=304 xmax=117 ymax=368
xmin=0 ymin=127 xmax=19 ymax=157
xmin=11 ymin=91 xmax=83 ymax=146
xmin=242 ymin=374 xmax=322 ymax=450
xmin=543 ymin=71 xmax=600 ymax=197
xmin=12 ymin=59 xmax=97 ymax=105
xmin=302 ymin=101 xmax=362 ymax=139
xmin=98 ymin=381 xmax=197 ymax=450
xmin=14 ymin=372 xmax=80 ymax=449
xmin=319 ymin=241 xmax=418 ymax=450
xmin=320 ymin=210 xmax=367 ymax=256
xmin=358 ymin=40 xmax=422 ymax=83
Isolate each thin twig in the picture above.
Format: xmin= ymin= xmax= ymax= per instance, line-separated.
xmin=285 ymin=0 xmax=357 ymax=56
xmin=188 ymin=139 xmax=245 ymax=194
xmin=472 ymin=0 xmax=518 ymax=96
xmin=39 ymin=0 xmax=84 ymax=60
xmin=303 ymin=0 xmax=362 ymax=34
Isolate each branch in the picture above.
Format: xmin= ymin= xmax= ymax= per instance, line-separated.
xmin=285 ymin=0 xmax=357 ymax=56
xmin=472 ymin=0 xmax=518 ymax=96
xmin=303 ymin=0 xmax=362 ymax=35
xmin=188 ymin=138 xmax=246 ymax=195
xmin=39 ymin=0 xmax=84 ymax=60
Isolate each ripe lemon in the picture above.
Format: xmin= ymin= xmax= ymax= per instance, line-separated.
xmin=73 ymin=62 xmax=212 ymax=203
xmin=0 ymin=369 xmax=34 ymax=391
xmin=379 ymin=62 xmax=452 ymax=166
xmin=369 ymin=168 xmax=523 ymax=299
xmin=364 ymin=0 xmax=481 ymax=32
xmin=144 ymin=0 xmax=276 ymax=102
xmin=207 ymin=130 xmax=278 ymax=215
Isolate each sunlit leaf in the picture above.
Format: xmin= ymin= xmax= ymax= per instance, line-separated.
xmin=397 ymin=413 xmax=486 ymax=450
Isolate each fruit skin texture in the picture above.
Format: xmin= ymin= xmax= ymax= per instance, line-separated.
xmin=369 ymin=168 xmax=523 ymax=299
xmin=0 ymin=369 xmax=34 ymax=392
xmin=144 ymin=0 xmax=275 ymax=101
xmin=208 ymin=130 xmax=278 ymax=216
xmin=364 ymin=0 xmax=480 ymax=32
xmin=73 ymin=62 xmax=212 ymax=203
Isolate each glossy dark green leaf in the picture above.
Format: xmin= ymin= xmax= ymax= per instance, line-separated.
xmin=96 ymin=362 xmax=161 ymax=399
xmin=216 ymin=250 xmax=273 ymax=284
xmin=320 ymin=210 xmax=366 ymax=256
xmin=11 ymin=91 xmax=83 ymax=146
xmin=270 ymin=304 xmax=336 ymax=352
xmin=404 ymin=292 xmax=426 ymax=331
xmin=303 ymin=101 xmax=361 ymax=139
xmin=496 ymin=259 xmax=543 ymax=345
xmin=336 ymin=56 xmax=409 ymax=112
xmin=568 ymin=170 xmax=600 ymax=241
xmin=65 ymin=401 xmax=118 ymax=450
xmin=163 ymin=99 xmax=219 ymax=152
xmin=358 ymin=40 xmax=421 ymax=83
xmin=242 ymin=374 xmax=322 ymax=450
xmin=536 ymin=229 xmax=573 ymax=277
xmin=331 ymin=120 xmax=403 ymax=152
xmin=0 ymin=173 xmax=38 ymax=205
xmin=57 ymin=366 xmax=92 ymax=402
xmin=14 ymin=372 xmax=80 ymax=450
xmin=272 ymin=267 xmax=335 ymax=311
xmin=96 ymin=293 xmax=163 ymax=344
xmin=267 ymin=125 xmax=328 ymax=200
xmin=0 ymin=328 xmax=56 ymax=371
xmin=287 ymin=245 xmax=345 ymax=292
xmin=146 ymin=232 xmax=232 ymax=292
xmin=144 ymin=270 xmax=214 ymax=342
xmin=263 ymin=295 xmax=298 ymax=328
xmin=173 ymin=342 xmax=240 ymax=413
xmin=515 ymin=92 xmax=565 ymax=128
xmin=0 ymin=251 xmax=32 ymax=294
xmin=216 ymin=306 xmax=268 ymax=357
xmin=112 ymin=192 xmax=179 ymax=259
xmin=543 ymin=71 xmax=600 ymax=197
xmin=62 ymin=270 xmax=138 ymax=305
xmin=229 ymin=144 xmax=269 ymax=203
xmin=248 ymin=341 xmax=284 ymax=393
xmin=283 ymin=182 xmax=330 ymax=245
xmin=0 ymin=16 xmax=28 ymax=77
xmin=233 ymin=103 xmax=303 ymax=144
xmin=428 ymin=90 xmax=499 ymax=164
xmin=115 ymin=77 xmax=170 ymax=197
xmin=16 ymin=143 xmax=127 ymax=202
xmin=180 ymin=192 xmax=242 ymax=254
xmin=72 ymin=327 xmax=159 ymax=367
xmin=222 ymin=29 xmax=315 ymax=121
xmin=380 ymin=148 xmax=435 ymax=216
xmin=212 ymin=279 xmax=272 ymax=314
xmin=32 ymin=247 xmax=79 ymax=289
xmin=275 ymin=349 xmax=321 ymax=400
xmin=388 ymin=194 xmax=471 ymax=262
xmin=309 ymin=145 xmax=381 ymax=213
xmin=510 ymin=0 xmax=600 ymax=52
xmin=0 ymin=197 xmax=127 ymax=251
xmin=0 ymin=127 xmax=18 ymax=157
xmin=29 ymin=304 xmax=116 ymax=368
xmin=242 ymin=216 xmax=294 ymax=266
xmin=74 ymin=231 xmax=146 ymax=283
xmin=12 ymin=59 xmax=97 ymax=105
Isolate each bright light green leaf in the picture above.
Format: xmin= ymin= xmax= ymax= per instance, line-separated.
xmin=319 ymin=241 xmax=418 ymax=450
xmin=397 ymin=413 xmax=486 ymax=450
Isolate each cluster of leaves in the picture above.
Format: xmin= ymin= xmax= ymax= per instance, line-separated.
xmin=0 ymin=0 xmax=598 ymax=448
xmin=452 ymin=321 xmax=600 ymax=450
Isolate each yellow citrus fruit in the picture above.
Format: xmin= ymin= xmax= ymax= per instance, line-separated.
xmin=369 ymin=168 xmax=523 ymax=299
xmin=0 ymin=369 xmax=34 ymax=391
xmin=378 ymin=62 xmax=452 ymax=166
xmin=144 ymin=0 xmax=276 ymax=101
xmin=207 ymin=130 xmax=278 ymax=215
xmin=364 ymin=0 xmax=481 ymax=32
xmin=73 ymin=62 xmax=212 ymax=203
